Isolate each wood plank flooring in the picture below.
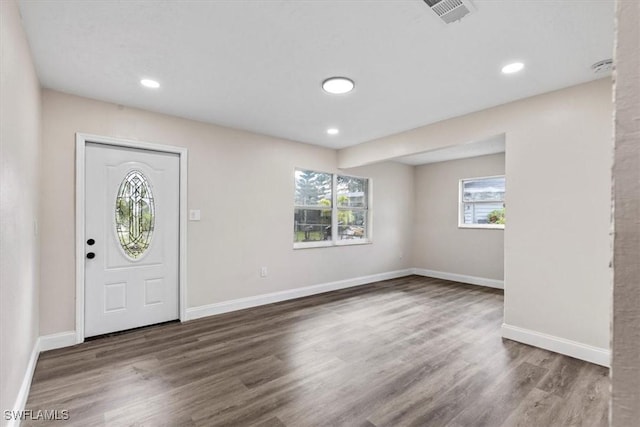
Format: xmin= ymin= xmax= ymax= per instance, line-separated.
xmin=24 ymin=276 xmax=609 ymax=426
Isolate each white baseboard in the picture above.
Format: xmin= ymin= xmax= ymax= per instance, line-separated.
xmin=6 ymin=332 xmax=78 ymax=427
xmin=185 ymin=269 xmax=414 ymax=321
xmin=412 ymin=268 xmax=504 ymax=289
xmin=39 ymin=331 xmax=77 ymax=352
xmin=7 ymin=337 xmax=41 ymax=427
xmin=501 ymin=323 xmax=610 ymax=367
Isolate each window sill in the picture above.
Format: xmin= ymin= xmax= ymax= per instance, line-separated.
xmin=458 ymin=224 xmax=505 ymax=230
xmin=293 ymin=239 xmax=372 ymax=250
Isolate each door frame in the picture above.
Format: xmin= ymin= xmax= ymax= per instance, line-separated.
xmin=75 ymin=133 xmax=188 ymax=343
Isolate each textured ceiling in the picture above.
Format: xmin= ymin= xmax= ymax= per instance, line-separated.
xmin=18 ymin=0 xmax=614 ymax=149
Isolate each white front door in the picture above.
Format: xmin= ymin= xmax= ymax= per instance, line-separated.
xmin=85 ymin=143 xmax=179 ymax=337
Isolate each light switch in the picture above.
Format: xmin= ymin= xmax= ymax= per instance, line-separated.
xmin=189 ymin=209 xmax=201 ymax=221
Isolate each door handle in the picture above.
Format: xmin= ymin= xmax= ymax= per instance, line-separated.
xmin=86 ymin=252 xmax=96 ymax=259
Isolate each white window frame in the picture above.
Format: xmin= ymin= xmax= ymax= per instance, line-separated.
xmin=294 ymin=169 xmax=372 ymax=249
xmin=458 ymin=174 xmax=505 ymax=230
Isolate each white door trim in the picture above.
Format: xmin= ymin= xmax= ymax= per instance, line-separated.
xmin=75 ymin=133 xmax=188 ymax=343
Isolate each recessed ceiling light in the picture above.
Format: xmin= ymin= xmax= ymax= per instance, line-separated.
xmin=327 ymin=128 xmax=339 ymax=135
xmin=322 ymin=77 xmax=354 ymax=94
xmin=140 ymin=79 xmax=160 ymax=88
xmin=501 ymin=62 xmax=524 ymax=74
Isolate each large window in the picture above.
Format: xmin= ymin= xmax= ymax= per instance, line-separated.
xmin=459 ymin=175 xmax=505 ymax=229
xmin=294 ymin=169 xmax=370 ymax=247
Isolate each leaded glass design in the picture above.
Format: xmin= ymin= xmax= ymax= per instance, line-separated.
xmin=115 ymin=170 xmax=155 ymax=259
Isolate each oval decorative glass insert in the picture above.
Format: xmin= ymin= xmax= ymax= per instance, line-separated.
xmin=115 ymin=170 xmax=155 ymax=259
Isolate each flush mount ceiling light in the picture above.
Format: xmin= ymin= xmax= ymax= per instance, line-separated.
xmin=327 ymin=128 xmax=339 ymax=135
xmin=140 ymin=78 xmax=160 ymax=88
xmin=322 ymin=77 xmax=354 ymax=94
xmin=501 ymin=62 xmax=525 ymax=74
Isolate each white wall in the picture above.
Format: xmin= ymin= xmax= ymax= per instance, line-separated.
xmin=413 ymin=153 xmax=505 ymax=282
xmin=611 ymin=0 xmax=640 ymax=424
xmin=339 ymin=79 xmax=613 ymax=363
xmin=0 ymin=0 xmax=41 ymax=420
xmin=39 ymin=90 xmax=414 ymax=335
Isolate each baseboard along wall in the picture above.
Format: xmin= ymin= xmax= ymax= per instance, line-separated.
xmin=39 ymin=331 xmax=78 ymax=352
xmin=187 ymin=268 xmax=502 ymax=322
xmin=9 ymin=331 xmax=78 ymax=426
xmin=8 ymin=337 xmax=40 ymax=427
xmin=501 ymin=323 xmax=610 ymax=367
xmin=412 ymin=268 xmax=504 ymax=289
xmin=185 ymin=269 xmax=414 ymax=321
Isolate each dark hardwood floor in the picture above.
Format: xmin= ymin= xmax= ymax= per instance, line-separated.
xmin=24 ymin=276 xmax=609 ymax=426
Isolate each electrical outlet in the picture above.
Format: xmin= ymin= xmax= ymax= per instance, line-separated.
xmin=260 ymin=267 xmax=268 ymax=278
xmin=189 ymin=209 xmax=201 ymax=221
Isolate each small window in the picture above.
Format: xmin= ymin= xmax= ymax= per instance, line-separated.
xmin=459 ymin=175 xmax=505 ymax=229
xmin=294 ymin=169 xmax=370 ymax=248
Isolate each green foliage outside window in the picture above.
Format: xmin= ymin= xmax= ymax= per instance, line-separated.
xmin=488 ymin=208 xmax=505 ymax=225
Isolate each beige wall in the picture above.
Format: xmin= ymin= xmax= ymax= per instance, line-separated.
xmin=39 ymin=90 xmax=414 ymax=335
xmin=413 ymin=153 xmax=505 ymax=281
xmin=41 ymin=79 xmax=613 ymax=361
xmin=340 ymin=79 xmax=613 ymax=355
xmin=611 ymin=0 xmax=640 ymax=424
xmin=0 ymin=0 xmax=41 ymax=418
xmin=504 ymin=81 xmax=612 ymax=355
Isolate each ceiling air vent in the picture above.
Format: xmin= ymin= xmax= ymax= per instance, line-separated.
xmin=423 ymin=0 xmax=475 ymax=24
xmin=591 ymin=59 xmax=613 ymax=74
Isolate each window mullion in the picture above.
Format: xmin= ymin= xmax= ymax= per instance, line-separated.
xmin=294 ymin=169 xmax=371 ymax=246
xmin=331 ymin=173 xmax=338 ymax=242
xmin=463 ymin=200 xmax=505 ymax=204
